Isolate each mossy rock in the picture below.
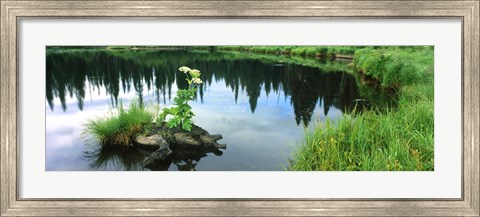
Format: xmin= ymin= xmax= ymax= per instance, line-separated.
xmin=135 ymin=123 xmax=226 ymax=169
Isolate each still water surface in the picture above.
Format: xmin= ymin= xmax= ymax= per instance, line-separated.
xmin=46 ymin=49 xmax=363 ymax=171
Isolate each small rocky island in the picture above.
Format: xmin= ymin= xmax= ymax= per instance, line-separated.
xmin=83 ymin=66 xmax=227 ymax=171
xmin=134 ymin=124 xmax=226 ymax=169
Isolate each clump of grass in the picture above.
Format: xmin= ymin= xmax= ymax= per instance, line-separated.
xmin=84 ymin=100 xmax=155 ymax=146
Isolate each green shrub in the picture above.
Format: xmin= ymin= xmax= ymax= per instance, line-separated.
xmin=289 ymin=47 xmax=301 ymax=56
xmin=304 ymin=47 xmax=318 ymax=57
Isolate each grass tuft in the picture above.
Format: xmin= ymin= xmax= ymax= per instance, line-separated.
xmin=83 ymin=99 xmax=155 ymax=146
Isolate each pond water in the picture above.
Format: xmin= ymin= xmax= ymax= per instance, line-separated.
xmin=46 ymin=49 xmax=365 ymax=171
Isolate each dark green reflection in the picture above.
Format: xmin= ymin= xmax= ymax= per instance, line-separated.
xmin=46 ymin=48 xmax=363 ymax=126
xmin=83 ymin=143 xmax=223 ymax=171
xmin=83 ymin=145 xmax=146 ymax=171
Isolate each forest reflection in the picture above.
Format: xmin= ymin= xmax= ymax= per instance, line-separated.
xmin=46 ymin=49 xmax=361 ymax=126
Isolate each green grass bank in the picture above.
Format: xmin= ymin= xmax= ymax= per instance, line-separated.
xmin=101 ymin=46 xmax=359 ymax=60
xmin=290 ymin=46 xmax=434 ymax=171
xmin=215 ymin=46 xmax=358 ymax=59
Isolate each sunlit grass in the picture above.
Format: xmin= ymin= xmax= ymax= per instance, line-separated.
xmin=218 ymin=46 xmax=359 ymax=58
xmin=291 ymin=99 xmax=433 ymax=171
xmin=83 ymin=100 xmax=156 ymax=146
xmin=353 ymin=46 xmax=434 ymax=88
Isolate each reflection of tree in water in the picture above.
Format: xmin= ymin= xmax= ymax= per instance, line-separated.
xmin=146 ymin=147 xmax=223 ymax=171
xmin=47 ymin=49 xmax=362 ymax=126
xmin=83 ymin=145 xmax=147 ymax=171
xmin=83 ymin=143 xmax=223 ymax=171
xmin=174 ymin=159 xmax=198 ymax=171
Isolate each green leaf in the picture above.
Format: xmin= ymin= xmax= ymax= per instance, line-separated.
xmin=183 ymin=119 xmax=192 ymax=126
xmin=167 ymin=119 xmax=177 ymax=128
xmin=182 ymin=121 xmax=192 ymax=131
xmin=158 ymin=113 xmax=167 ymax=122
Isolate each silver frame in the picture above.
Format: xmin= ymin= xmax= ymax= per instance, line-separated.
xmin=1 ymin=1 xmax=479 ymax=216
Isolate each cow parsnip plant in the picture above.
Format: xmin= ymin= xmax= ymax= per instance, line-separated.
xmin=159 ymin=66 xmax=203 ymax=131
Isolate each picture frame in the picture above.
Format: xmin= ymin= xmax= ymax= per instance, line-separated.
xmin=1 ymin=0 xmax=478 ymax=216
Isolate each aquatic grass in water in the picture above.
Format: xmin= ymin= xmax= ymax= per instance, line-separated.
xmin=84 ymin=100 xmax=155 ymax=146
xmin=291 ymin=101 xmax=434 ymax=171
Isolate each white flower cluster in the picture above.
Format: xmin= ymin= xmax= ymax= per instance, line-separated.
xmin=178 ymin=66 xmax=191 ymax=73
xmin=192 ymin=77 xmax=203 ymax=84
xmin=179 ymin=66 xmax=203 ymax=85
xmin=189 ymin=69 xmax=201 ymax=78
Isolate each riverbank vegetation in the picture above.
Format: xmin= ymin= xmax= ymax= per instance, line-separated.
xmin=86 ymin=45 xmax=357 ymax=60
xmin=214 ymin=46 xmax=358 ymax=59
xmin=291 ymin=46 xmax=434 ymax=171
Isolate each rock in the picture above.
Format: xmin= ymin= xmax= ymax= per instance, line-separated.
xmin=144 ymin=143 xmax=173 ymax=167
xmin=200 ymin=134 xmax=226 ymax=149
xmin=214 ymin=143 xmax=226 ymax=149
xmin=166 ymin=125 xmax=226 ymax=150
xmin=137 ymin=134 xmax=173 ymax=167
xmin=173 ymin=132 xmax=200 ymax=147
xmin=141 ymin=124 xmax=226 ymax=170
xmin=135 ymin=134 xmax=168 ymax=150
xmin=145 ymin=146 xmax=224 ymax=171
